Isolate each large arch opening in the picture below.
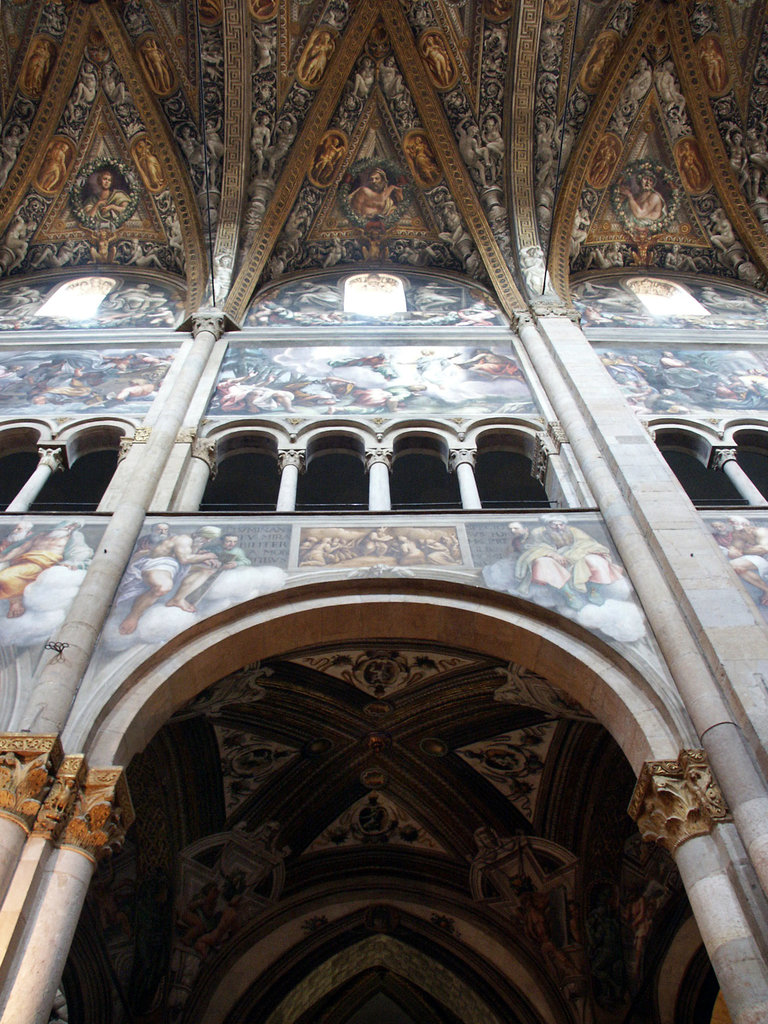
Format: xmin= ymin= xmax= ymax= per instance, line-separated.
xmin=54 ymin=584 xmax=715 ymax=1024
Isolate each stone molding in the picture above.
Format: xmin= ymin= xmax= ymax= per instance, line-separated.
xmin=37 ymin=447 xmax=65 ymax=473
xmin=547 ymin=421 xmax=566 ymax=449
xmin=59 ymin=767 xmax=134 ymax=862
xmin=176 ymin=427 xmax=197 ymax=445
xmin=0 ymin=734 xmax=63 ymax=834
xmin=628 ymin=749 xmax=729 ymax=854
xmin=117 ymin=438 xmax=134 ymax=463
xmin=278 ymin=449 xmax=305 ymax=472
xmin=365 ymin=448 xmax=393 ymax=471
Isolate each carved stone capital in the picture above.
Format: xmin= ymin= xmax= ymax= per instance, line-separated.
xmin=60 ymin=768 xmax=135 ymax=862
xmin=532 ymin=433 xmax=554 ymax=484
xmin=0 ymin=735 xmax=62 ymax=833
xmin=176 ymin=427 xmax=196 ymax=445
xmin=278 ymin=449 xmax=305 ymax=472
xmin=547 ymin=421 xmax=566 ymax=450
xmin=191 ymin=309 xmax=226 ymax=340
xmin=191 ymin=437 xmax=217 ymax=474
xmin=530 ymin=300 xmax=582 ymax=326
xmin=449 ymin=448 xmax=476 ymax=471
xmin=710 ymin=447 xmax=737 ymax=472
xmin=511 ymin=310 xmax=535 ymax=334
xmin=365 ymin=448 xmax=392 ymax=471
xmin=37 ymin=447 xmax=65 ymax=473
xmin=32 ymin=754 xmax=86 ymax=843
xmin=117 ymin=438 xmax=133 ymax=463
xmin=628 ymin=749 xmax=729 ymax=855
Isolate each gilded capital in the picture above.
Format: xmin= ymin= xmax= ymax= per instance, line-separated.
xmin=0 ymin=735 xmax=62 ymax=833
xmin=278 ymin=449 xmax=305 ymax=472
xmin=60 ymin=767 xmax=135 ymax=862
xmin=191 ymin=308 xmax=226 ymax=340
xmin=33 ymin=754 xmax=86 ymax=842
xmin=37 ymin=447 xmax=65 ymax=473
xmin=628 ymin=749 xmax=729 ymax=854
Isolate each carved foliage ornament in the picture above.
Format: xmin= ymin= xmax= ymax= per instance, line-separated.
xmin=32 ymin=754 xmax=86 ymax=843
xmin=628 ymin=749 xmax=729 ymax=854
xmin=0 ymin=735 xmax=62 ymax=833
xmin=60 ymin=768 xmax=135 ymax=862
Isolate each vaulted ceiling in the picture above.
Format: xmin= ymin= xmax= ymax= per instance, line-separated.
xmin=1 ymin=0 xmax=767 ymax=320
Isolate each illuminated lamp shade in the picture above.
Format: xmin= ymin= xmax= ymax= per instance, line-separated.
xmin=37 ymin=277 xmax=116 ymax=321
xmin=626 ymin=277 xmax=710 ymax=320
xmin=343 ymin=272 xmax=406 ymax=317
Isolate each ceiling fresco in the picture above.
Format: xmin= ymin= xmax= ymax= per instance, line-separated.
xmin=0 ymin=0 xmax=765 ymax=319
xmin=63 ymin=649 xmax=691 ymax=1023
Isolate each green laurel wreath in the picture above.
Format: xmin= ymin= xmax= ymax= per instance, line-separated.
xmin=338 ymin=157 xmax=412 ymax=229
xmin=610 ymin=159 xmax=679 ymax=235
xmin=70 ymin=159 xmax=140 ymax=231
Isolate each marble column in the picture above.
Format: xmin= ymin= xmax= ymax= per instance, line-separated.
xmin=366 ymin=449 xmax=392 ymax=512
xmin=711 ymin=448 xmax=767 ymax=505
xmin=5 ymin=448 xmax=64 ymax=513
xmin=517 ymin=307 xmax=768 ymax=902
xmin=21 ymin=310 xmax=227 ymax=738
xmin=0 ymin=736 xmax=61 ymax=910
xmin=0 ymin=766 xmax=132 ymax=1024
xmin=276 ymin=450 xmax=304 ymax=512
xmin=630 ymin=750 xmax=768 ymax=1024
xmin=449 ymin=449 xmax=482 ymax=510
xmin=174 ymin=437 xmax=218 ymax=511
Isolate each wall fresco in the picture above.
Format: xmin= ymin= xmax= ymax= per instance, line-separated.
xmin=0 ymin=518 xmax=105 ymax=654
xmin=86 ymin=515 xmax=658 ymax=692
xmin=705 ymin=512 xmax=768 ymax=621
xmin=0 ymin=346 xmax=178 ymax=416
xmin=573 ymin=276 xmax=768 ymax=330
xmin=0 ymin=276 xmax=184 ymax=330
xmin=243 ymin=273 xmax=506 ymax=327
xmin=594 ymin=345 xmax=768 ymax=416
xmin=208 ymin=343 xmax=535 ymax=417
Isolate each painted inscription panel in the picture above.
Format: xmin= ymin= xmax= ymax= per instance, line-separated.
xmin=208 ymin=343 xmax=535 ymax=418
xmin=0 ymin=346 xmax=178 ymax=416
xmin=594 ymin=345 xmax=768 ymax=417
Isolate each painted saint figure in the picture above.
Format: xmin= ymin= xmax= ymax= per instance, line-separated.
xmin=616 ymin=171 xmax=666 ymax=226
xmin=419 ymin=31 xmax=456 ymax=90
xmin=0 ymin=521 xmax=92 ymax=618
xmin=348 ymin=166 xmax=403 ymax=221
xmin=133 ymin=138 xmax=165 ymax=191
xmin=83 ymin=169 xmax=131 ymax=227
xmin=139 ymin=37 xmax=175 ymax=95
xmin=37 ymin=139 xmax=72 ymax=194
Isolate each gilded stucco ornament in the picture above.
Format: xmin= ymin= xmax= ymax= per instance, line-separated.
xmin=0 ymin=734 xmax=62 ymax=833
xmin=628 ymin=748 xmax=729 ymax=854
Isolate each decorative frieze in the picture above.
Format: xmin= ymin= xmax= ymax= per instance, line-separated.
xmin=32 ymin=754 xmax=86 ymax=843
xmin=628 ymin=749 xmax=729 ymax=854
xmin=0 ymin=734 xmax=62 ymax=833
xmin=59 ymin=768 xmax=134 ymax=862
xmin=530 ymin=300 xmax=582 ymax=325
xmin=546 ymin=421 xmax=566 ymax=450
